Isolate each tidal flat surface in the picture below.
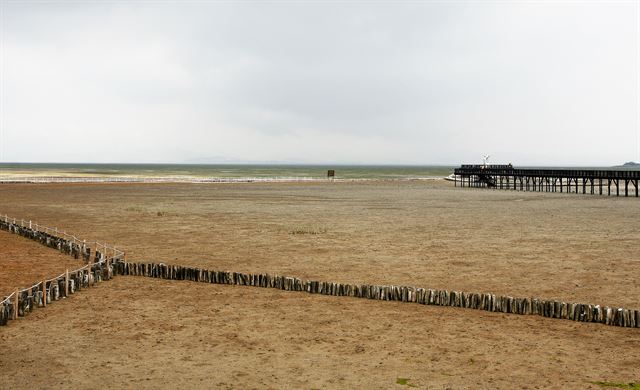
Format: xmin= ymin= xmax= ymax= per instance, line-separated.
xmin=0 ymin=180 xmax=638 ymax=388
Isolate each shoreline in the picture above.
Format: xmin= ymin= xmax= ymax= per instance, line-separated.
xmin=0 ymin=175 xmax=447 ymax=184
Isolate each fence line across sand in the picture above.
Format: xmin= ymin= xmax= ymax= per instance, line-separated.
xmin=112 ymin=262 xmax=639 ymax=328
xmin=0 ymin=215 xmax=638 ymax=328
xmin=0 ymin=216 xmax=123 ymax=325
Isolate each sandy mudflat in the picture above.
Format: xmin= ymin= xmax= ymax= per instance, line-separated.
xmin=0 ymin=230 xmax=82 ymax=297
xmin=0 ymin=180 xmax=639 ymax=389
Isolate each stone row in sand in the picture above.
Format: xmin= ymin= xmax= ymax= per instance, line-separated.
xmin=0 ymin=262 xmax=116 ymax=326
xmin=1 ymin=216 xmax=638 ymax=328
xmin=0 ymin=220 xmax=93 ymax=261
xmin=0 ymin=220 xmax=118 ymax=326
xmin=115 ymin=261 xmax=640 ymax=328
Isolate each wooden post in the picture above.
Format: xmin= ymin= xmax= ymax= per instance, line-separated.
xmin=13 ymin=288 xmax=18 ymax=320
xmin=42 ymin=280 xmax=47 ymax=307
xmin=625 ymin=180 xmax=629 ymax=197
xmin=65 ymin=269 xmax=69 ymax=297
xmin=599 ymin=178 xmax=602 ymax=195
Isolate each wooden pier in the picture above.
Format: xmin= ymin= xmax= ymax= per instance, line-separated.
xmin=453 ymin=165 xmax=640 ymax=197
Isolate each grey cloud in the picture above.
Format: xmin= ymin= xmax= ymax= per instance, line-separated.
xmin=1 ymin=1 xmax=637 ymax=165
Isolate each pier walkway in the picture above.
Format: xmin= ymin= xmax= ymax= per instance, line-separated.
xmin=453 ymin=165 xmax=639 ymax=197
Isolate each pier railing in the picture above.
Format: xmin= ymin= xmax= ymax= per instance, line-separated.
xmin=456 ymin=165 xmax=640 ymax=179
xmin=453 ymin=165 xmax=640 ymax=196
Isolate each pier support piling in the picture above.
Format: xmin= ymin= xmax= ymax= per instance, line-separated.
xmin=454 ymin=165 xmax=639 ymax=199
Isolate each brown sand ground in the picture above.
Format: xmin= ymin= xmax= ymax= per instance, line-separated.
xmin=0 ymin=181 xmax=639 ymax=389
xmin=0 ymin=230 xmax=83 ymax=297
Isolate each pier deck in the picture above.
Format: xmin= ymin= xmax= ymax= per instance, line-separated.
xmin=453 ymin=165 xmax=640 ymax=197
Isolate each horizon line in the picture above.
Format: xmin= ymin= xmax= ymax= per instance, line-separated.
xmin=0 ymin=161 xmax=638 ymax=168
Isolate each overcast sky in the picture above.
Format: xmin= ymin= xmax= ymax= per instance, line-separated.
xmin=0 ymin=1 xmax=638 ymax=166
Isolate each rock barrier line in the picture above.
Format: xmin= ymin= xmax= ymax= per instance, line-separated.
xmin=0 ymin=217 xmax=123 ymax=326
xmin=113 ymin=261 xmax=639 ymax=329
xmin=1 ymin=215 xmax=638 ymax=329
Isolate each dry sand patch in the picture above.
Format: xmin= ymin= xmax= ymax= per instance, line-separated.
xmin=0 ymin=181 xmax=639 ymax=388
xmin=0 ymin=230 xmax=83 ymax=297
xmin=1 ymin=277 xmax=639 ymax=389
xmin=0 ymin=181 xmax=637 ymax=306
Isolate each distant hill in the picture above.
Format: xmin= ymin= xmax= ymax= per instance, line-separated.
xmin=616 ymin=161 xmax=640 ymax=167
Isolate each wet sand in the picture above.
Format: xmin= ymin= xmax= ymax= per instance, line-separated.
xmin=0 ymin=181 xmax=639 ymax=388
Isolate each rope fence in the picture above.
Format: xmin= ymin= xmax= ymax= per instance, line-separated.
xmin=0 ymin=214 xmax=638 ymax=329
xmin=0 ymin=215 xmax=123 ymax=326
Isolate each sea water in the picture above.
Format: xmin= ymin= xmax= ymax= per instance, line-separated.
xmin=0 ymin=163 xmax=456 ymax=180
